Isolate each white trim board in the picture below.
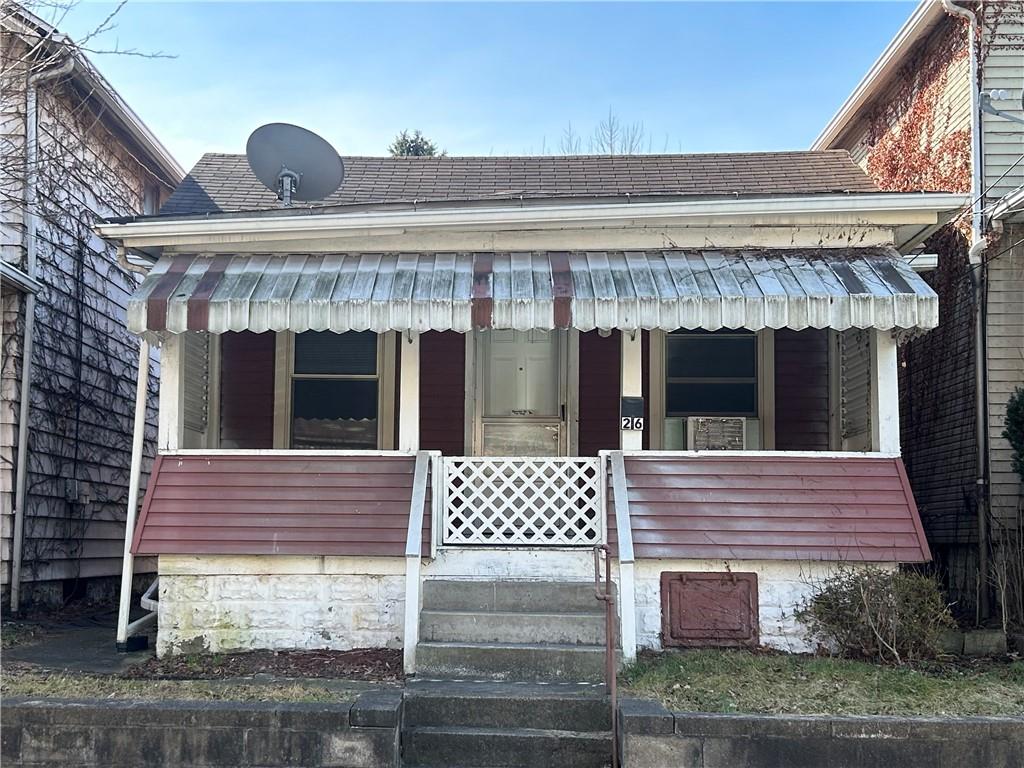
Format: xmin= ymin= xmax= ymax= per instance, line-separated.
xmin=98 ymin=192 xmax=968 ymax=249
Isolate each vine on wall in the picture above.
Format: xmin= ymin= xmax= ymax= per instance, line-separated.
xmin=864 ymin=17 xmax=972 ymax=199
xmin=1 ymin=9 xmax=168 ymax=603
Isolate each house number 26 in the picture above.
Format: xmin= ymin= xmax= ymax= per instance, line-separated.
xmin=621 ymin=417 xmax=644 ymax=431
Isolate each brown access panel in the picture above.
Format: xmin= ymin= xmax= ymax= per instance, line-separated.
xmin=661 ymin=572 xmax=759 ymax=648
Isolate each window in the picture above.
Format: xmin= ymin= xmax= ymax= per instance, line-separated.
xmin=290 ymin=331 xmax=380 ymax=449
xmin=665 ymin=330 xmax=757 ymax=417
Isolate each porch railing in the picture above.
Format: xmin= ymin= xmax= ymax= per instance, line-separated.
xmin=439 ymin=456 xmax=605 ymax=546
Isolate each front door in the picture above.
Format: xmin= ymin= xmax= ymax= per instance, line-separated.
xmin=476 ymin=330 xmax=566 ymax=456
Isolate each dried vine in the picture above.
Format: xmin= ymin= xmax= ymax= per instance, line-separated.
xmin=1 ymin=2 xmax=168 ymax=604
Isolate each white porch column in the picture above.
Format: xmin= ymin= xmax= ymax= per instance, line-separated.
xmin=158 ymin=334 xmax=184 ymax=451
xmin=870 ymin=329 xmax=900 ymax=453
xmin=116 ymin=340 xmax=150 ymax=648
xmin=620 ymin=331 xmax=643 ymax=450
xmin=399 ymin=332 xmax=421 ymax=451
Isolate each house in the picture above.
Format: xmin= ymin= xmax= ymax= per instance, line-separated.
xmin=813 ymin=0 xmax=1024 ymax=619
xmin=96 ymin=151 xmax=963 ymax=674
xmin=0 ymin=6 xmax=183 ymax=611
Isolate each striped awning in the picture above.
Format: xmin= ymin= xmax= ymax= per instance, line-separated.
xmin=127 ymin=248 xmax=938 ymax=336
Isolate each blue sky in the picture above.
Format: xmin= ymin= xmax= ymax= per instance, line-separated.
xmin=60 ymin=1 xmax=917 ymax=171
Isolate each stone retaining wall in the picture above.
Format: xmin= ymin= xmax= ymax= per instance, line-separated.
xmin=620 ymin=699 xmax=1024 ymax=768
xmin=1 ymin=691 xmax=401 ymax=768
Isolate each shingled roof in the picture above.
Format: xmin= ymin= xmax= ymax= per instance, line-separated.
xmin=160 ymin=150 xmax=878 ymax=216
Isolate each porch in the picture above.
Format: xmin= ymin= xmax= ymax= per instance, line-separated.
xmin=117 ymin=248 xmax=936 ymax=670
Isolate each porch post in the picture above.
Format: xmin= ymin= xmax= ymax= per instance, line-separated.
xmin=870 ymin=329 xmax=900 ymax=453
xmin=399 ymin=332 xmax=420 ymax=451
xmin=158 ymin=334 xmax=183 ymax=451
xmin=621 ymin=331 xmax=643 ymax=450
xmin=116 ymin=340 xmax=150 ymax=649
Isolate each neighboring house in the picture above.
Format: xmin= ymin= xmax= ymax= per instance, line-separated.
xmin=0 ymin=6 xmax=183 ymax=610
xmin=97 ymin=150 xmax=963 ymax=672
xmin=813 ymin=0 xmax=1024 ymax=618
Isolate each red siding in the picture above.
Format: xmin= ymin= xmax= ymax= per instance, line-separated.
xmin=419 ymin=331 xmax=465 ymax=455
xmin=617 ymin=454 xmax=931 ymax=562
xmin=219 ymin=331 xmax=275 ymax=449
xmin=132 ymin=453 xmax=427 ymax=557
xmin=774 ymin=329 xmax=831 ymax=451
xmin=578 ymin=331 xmax=621 ymax=456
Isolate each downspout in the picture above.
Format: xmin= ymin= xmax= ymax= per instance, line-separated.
xmin=10 ymin=54 xmax=75 ymax=614
xmin=942 ymin=0 xmax=990 ymax=619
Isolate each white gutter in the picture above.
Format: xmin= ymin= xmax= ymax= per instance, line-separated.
xmin=812 ymin=0 xmax=943 ymax=150
xmin=10 ymin=53 xmax=76 ymax=614
xmin=96 ymin=192 xmax=968 ymax=247
xmin=990 ymin=184 xmax=1024 ymax=221
xmin=0 ymin=261 xmax=43 ymax=294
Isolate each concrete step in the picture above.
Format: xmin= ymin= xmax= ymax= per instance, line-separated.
xmin=415 ymin=641 xmax=613 ymax=683
xmin=403 ymin=680 xmax=610 ymax=732
xmin=420 ymin=609 xmax=608 ymax=645
xmin=422 ymin=580 xmax=609 ymax=614
xmin=402 ymin=725 xmax=612 ymax=768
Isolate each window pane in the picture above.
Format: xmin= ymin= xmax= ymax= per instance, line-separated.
xmin=294 ymin=331 xmax=377 ymax=375
xmin=666 ymin=333 xmax=756 ymax=378
xmin=292 ymin=379 xmax=378 ymax=449
xmin=666 ymin=382 xmax=757 ymax=416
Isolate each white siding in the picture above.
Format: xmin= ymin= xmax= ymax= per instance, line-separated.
xmin=986 ymin=227 xmax=1024 ymax=530
xmin=982 ymin=3 xmax=1024 ymax=201
xmin=0 ymin=28 xmax=175 ymax=602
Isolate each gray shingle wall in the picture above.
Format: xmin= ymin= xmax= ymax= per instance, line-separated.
xmin=160 ymin=151 xmax=878 ymax=216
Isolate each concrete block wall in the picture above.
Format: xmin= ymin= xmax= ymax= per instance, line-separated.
xmin=2 ymin=692 xmax=402 ymax=768
xmin=633 ymin=560 xmax=887 ymax=652
xmin=157 ymin=555 xmax=405 ymax=656
xmin=620 ymin=699 xmax=1024 ymax=768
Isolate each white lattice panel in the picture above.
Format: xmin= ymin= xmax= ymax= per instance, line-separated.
xmin=441 ymin=457 xmax=604 ymax=546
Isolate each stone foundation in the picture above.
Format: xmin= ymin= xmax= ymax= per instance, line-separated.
xmin=157 ymin=555 xmax=405 ymax=657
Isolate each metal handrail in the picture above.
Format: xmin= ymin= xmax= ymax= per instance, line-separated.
xmin=593 ymin=544 xmax=619 ymax=768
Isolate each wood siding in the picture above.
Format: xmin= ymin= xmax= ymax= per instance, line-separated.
xmin=419 ymin=331 xmax=465 ymax=455
xmin=219 ymin=332 xmax=275 ymax=449
xmin=616 ymin=455 xmax=930 ymax=562
xmin=899 ymin=236 xmax=979 ymax=549
xmin=987 ymin=227 xmax=1024 ymax=531
xmin=0 ymin=28 xmax=176 ymax=598
xmin=833 ymin=20 xmax=971 ymax=179
xmin=982 ymin=3 xmax=1024 ymax=199
xmin=132 ymin=453 xmax=426 ymax=557
xmin=774 ymin=329 xmax=830 ymax=451
xmin=578 ymin=330 xmax=621 ymax=456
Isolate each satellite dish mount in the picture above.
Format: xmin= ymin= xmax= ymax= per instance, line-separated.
xmin=246 ymin=123 xmax=344 ymax=207
xmin=276 ymin=166 xmax=301 ymax=206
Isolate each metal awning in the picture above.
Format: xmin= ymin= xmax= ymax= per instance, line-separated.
xmin=127 ymin=248 xmax=938 ymax=336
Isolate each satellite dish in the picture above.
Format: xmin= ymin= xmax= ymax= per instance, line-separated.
xmin=246 ymin=123 xmax=344 ymax=206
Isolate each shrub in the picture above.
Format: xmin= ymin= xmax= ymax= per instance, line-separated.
xmin=797 ymin=568 xmax=955 ymax=664
xmin=1003 ymin=387 xmax=1024 ymax=484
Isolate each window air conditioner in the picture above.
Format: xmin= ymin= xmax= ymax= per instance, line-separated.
xmin=687 ymin=417 xmax=747 ymax=450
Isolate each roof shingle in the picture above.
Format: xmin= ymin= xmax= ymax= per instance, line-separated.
xmin=160 ymin=150 xmax=878 ymax=217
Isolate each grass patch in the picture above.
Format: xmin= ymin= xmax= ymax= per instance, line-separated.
xmin=1 ymin=622 xmax=45 ymax=650
xmin=0 ymin=671 xmax=353 ymax=703
xmin=622 ymin=650 xmax=1024 ymax=717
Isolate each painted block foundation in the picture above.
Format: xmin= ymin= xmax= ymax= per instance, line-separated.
xmin=156 ymin=553 xmax=890 ymax=656
xmin=157 ymin=555 xmax=405 ymax=657
xmin=633 ymin=559 xmax=889 ymax=653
